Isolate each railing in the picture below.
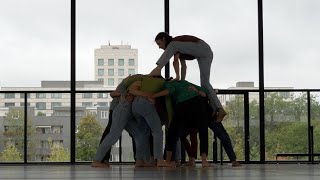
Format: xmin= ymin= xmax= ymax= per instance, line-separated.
xmin=0 ymin=89 xmax=319 ymax=164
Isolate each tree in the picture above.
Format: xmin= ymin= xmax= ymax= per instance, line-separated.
xmin=2 ymin=108 xmax=37 ymax=161
xmin=47 ymin=137 xmax=70 ymax=162
xmin=76 ymin=113 xmax=103 ymax=161
xmin=0 ymin=143 xmax=22 ymax=162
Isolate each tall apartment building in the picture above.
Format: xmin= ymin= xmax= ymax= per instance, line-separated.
xmin=95 ymin=44 xmax=138 ymax=87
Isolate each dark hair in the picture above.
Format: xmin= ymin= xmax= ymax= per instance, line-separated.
xmin=155 ymin=32 xmax=173 ymax=47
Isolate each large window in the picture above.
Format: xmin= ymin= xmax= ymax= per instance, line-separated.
xmin=170 ymin=0 xmax=258 ymax=89
xmin=0 ymin=0 xmax=70 ymax=88
xmin=264 ymin=0 xmax=320 ymax=89
xmin=76 ymin=0 xmax=163 ymax=161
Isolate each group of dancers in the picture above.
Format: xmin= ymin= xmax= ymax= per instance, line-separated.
xmin=91 ymin=32 xmax=241 ymax=168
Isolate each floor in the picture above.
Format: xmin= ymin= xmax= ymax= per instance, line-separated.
xmin=0 ymin=164 xmax=319 ymax=180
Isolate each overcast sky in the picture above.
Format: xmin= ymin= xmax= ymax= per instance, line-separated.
xmin=0 ymin=0 xmax=319 ymax=89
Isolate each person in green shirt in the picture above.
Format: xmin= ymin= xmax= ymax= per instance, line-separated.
xmin=151 ymin=79 xmax=211 ymax=167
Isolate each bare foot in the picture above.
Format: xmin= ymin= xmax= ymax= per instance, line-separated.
xmin=135 ymin=160 xmax=155 ymax=167
xmin=184 ymin=158 xmax=196 ymax=167
xmin=135 ymin=160 xmax=145 ymax=167
xmin=232 ymin=161 xmax=241 ymax=167
xmin=91 ymin=160 xmax=110 ymax=168
xmin=202 ymin=160 xmax=212 ymax=167
xmin=157 ymin=160 xmax=175 ymax=167
xmin=216 ymin=108 xmax=227 ymax=123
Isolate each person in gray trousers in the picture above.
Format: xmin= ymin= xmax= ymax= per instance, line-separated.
xmin=91 ymin=78 xmax=152 ymax=168
xmin=149 ymin=32 xmax=227 ymax=123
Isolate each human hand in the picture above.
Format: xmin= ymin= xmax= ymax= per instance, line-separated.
xmin=188 ymin=85 xmax=198 ymax=92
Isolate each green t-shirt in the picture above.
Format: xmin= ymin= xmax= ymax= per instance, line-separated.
xmin=140 ymin=76 xmax=165 ymax=93
xmin=164 ymin=80 xmax=209 ymax=104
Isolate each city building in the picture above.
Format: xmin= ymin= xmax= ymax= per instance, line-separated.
xmin=0 ymin=43 xmax=138 ymax=162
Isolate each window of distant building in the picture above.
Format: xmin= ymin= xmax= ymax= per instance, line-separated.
xmin=5 ymin=93 xmax=15 ymax=99
xmin=36 ymin=102 xmax=46 ymax=110
xmin=97 ymin=102 xmax=108 ymax=107
xmin=118 ymin=78 xmax=123 ymax=85
xmin=101 ymin=111 xmax=108 ymax=119
xmin=51 ymin=93 xmax=62 ymax=98
xmin=20 ymin=93 xmax=30 ymax=99
xmin=108 ymin=59 xmax=114 ymax=66
xmin=108 ymin=69 xmax=114 ymax=76
xmin=118 ymin=69 xmax=124 ymax=76
xmin=128 ymin=69 xmax=135 ymax=75
xmin=36 ymin=93 xmax=46 ymax=99
xmin=108 ymin=78 xmax=114 ymax=86
xmin=98 ymin=59 xmax=104 ymax=66
xmin=82 ymin=93 xmax=92 ymax=98
xmin=118 ymin=59 xmax=124 ymax=66
xmin=98 ymin=69 xmax=104 ymax=76
xmin=5 ymin=102 xmax=15 ymax=107
xmin=51 ymin=102 xmax=62 ymax=109
xmin=82 ymin=102 xmax=92 ymax=107
xmin=98 ymin=93 xmax=108 ymax=98
xmin=128 ymin=59 xmax=135 ymax=66
xmin=20 ymin=102 xmax=30 ymax=107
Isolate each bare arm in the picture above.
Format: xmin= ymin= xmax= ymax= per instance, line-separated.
xmin=180 ymin=59 xmax=186 ymax=80
xmin=151 ymin=89 xmax=170 ymax=99
xmin=110 ymin=90 xmax=121 ymax=97
xmin=149 ymin=66 xmax=162 ymax=76
xmin=188 ymin=85 xmax=207 ymax=97
xmin=128 ymin=81 xmax=152 ymax=97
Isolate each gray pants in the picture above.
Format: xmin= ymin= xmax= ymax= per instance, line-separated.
xmin=93 ymin=101 xmax=149 ymax=161
xmin=132 ymin=97 xmax=164 ymax=160
xmin=156 ymin=40 xmax=222 ymax=112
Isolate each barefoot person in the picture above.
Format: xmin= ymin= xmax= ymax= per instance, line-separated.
xmin=151 ymin=79 xmax=211 ymax=167
xmin=150 ymin=32 xmax=227 ymax=122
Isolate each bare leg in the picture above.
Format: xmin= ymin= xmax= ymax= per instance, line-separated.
xmin=201 ymin=153 xmax=212 ymax=167
xmin=216 ymin=108 xmax=227 ymax=123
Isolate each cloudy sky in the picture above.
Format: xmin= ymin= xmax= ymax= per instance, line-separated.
xmin=0 ymin=0 xmax=319 ymax=89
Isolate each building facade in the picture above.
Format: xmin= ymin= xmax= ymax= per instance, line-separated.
xmin=0 ymin=44 xmax=138 ymax=162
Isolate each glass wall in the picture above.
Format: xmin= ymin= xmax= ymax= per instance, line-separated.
xmin=76 ymin=0 xmax=164 ymax=90
xmin=0 ymin=93 xmax=71 ymax=162
xmin=170 ymin=0 xmax=258 ymax=89
xmin=249 ymin=92 xmax=260 ymax=161
xmin=0 ymin=0 xmax=70 ymax=88
xmin=265 ymin=91 xmax=308 ymax=161
xmin=1 ymin=0 xmax=320 ymax=164
xmin=264 ymin=0 xmax=320 ymax=89
xmin=311 ymin=92 xmax=320 ymax=156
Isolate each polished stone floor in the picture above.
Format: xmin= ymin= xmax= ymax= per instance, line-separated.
xmin=0 ymin=163 xmax=319 ymax=180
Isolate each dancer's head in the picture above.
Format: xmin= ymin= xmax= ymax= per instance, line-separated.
xmin=155 ymin=32 xmax=172 ymax=50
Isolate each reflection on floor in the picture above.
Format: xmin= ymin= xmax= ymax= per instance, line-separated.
xmin=0 ymin=164 xmax=319 ymax=180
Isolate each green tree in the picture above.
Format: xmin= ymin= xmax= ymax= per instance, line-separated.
xmin=0 ymin=143 xmax=22 ymax=162
xmin=76 ymin=113 xmax=103 ymax=161
xmin=264 ymin=92 xmax=288 ymax=128
xmin=2 ymin=108 xmax=37 ymax=161
xmin=47 ymin=137 xmax=70 ymax=162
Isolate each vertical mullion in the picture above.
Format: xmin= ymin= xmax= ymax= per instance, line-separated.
xmin=71 ymin=0 xmax=76 ymax=164
xmin=164 ymin=0 xmax=170 ymax=79
xmin=24 ymin=92 xmax=28 ymax=163
xmin=258 ymin=0 xmax=265 ymax=163
xmin=244 ymin=92 xmax=250 ymax=162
